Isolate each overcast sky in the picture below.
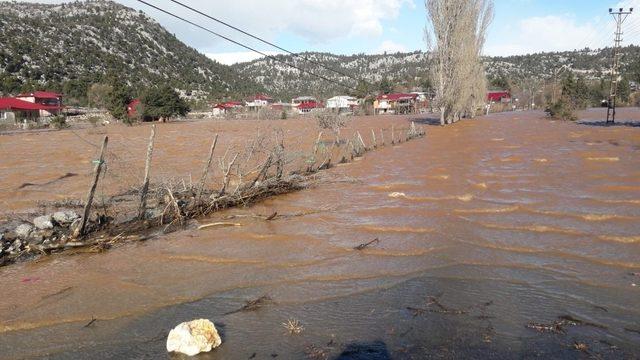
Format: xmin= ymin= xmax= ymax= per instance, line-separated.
xmin=4 ymin=0 xmax=640 ymax=64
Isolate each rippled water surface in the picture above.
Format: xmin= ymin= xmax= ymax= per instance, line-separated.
xmin=1 ymin=109 xmax=639 ymax=359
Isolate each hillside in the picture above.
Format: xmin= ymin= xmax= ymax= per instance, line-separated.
xmin=233 ymin=47 xmax=640 ymax=100
xmin=0 ymin=0 xmax=262 ymax=104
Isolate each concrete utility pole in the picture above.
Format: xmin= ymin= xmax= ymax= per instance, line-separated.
xmin=607 ymin=7 xmax=633 ymax=124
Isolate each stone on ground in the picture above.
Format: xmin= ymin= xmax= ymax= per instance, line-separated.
xmin=33 ymin=215 xmax=54 ymax=230
xmin=52 ymin=211 xmax=79 ymax=225
xmin=15 ymin=224 xmax=34 ymax=239
xmin=166 ymin=319 xmax=221 ymax=356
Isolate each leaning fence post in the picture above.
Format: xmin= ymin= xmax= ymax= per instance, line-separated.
xmin=380 ymin=129 xmax=385 ymax=146
xmin=356 ymin=131 xmax=367 ymax=151
xmin=74 ymin=136 xmax=108 ymax=238
xmin=137 ymin=125 xmax=156 ymax=219
xmin=391 ymin=125 xmax=395 ymax=145
xmin=197 ymin=134 xmax=219 ymax=199
xmin=371 ymin=129 xmax=377 ymax=148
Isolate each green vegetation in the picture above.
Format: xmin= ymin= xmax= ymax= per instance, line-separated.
xmin=106 ymin=79 xmax=132 ymax=122
xmin=49 ymin=114 xmax=68 ymax=129
xmin=0 ymin=1 xmax=262 ymax=104
xmin=140 ymin=85 xmax=190 ymax=121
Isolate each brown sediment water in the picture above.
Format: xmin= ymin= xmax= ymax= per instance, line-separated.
xmin=0 ymin=109 xmax=639 ymax=358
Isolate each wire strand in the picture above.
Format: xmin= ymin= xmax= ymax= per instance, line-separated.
xmin=135 ymin=0 xmax=358 ymax=92
xmin=166 ymin=0 xmax=370 ymax=86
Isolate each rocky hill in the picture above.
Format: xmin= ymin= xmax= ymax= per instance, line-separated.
xmin=233 ymin=47 xmax=640 ymax=99
xmin=0 ymin=0 xmax=261 ymax=104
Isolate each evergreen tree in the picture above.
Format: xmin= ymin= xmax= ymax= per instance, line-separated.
xmin=107 ymin=79 xmax=132 ymax=121
xmin=378 ymin=77 xmax=393 ymax=94
xmin=140 ymin=85 xmax=189 ymax=121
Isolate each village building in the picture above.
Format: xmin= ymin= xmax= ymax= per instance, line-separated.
xmin=212 ymin=101 xmax=244 ymax=116
xmin=127 ymin=99 xmax=142 ymax=118
xmin=326 ymin=95 xmax=358 ymax=113
xmin=245 ymin=94 xmax=274 ymax=111
xmin=0 ymin=97 xmax=55 ymax=125
xmin=291 ymin=96 xmax=317 ymax=106
xmin=270 ymin=102 xmax=292 ymax=111
xmin=15 ymin=91 xmax=63 ymax=117
xmin=373 ymin=93 xmax=419 ymax=115
xmin=295 ymin=101 xmax=323 ymax=114
xmin=487 ymin=90 xmax=511 ymax=103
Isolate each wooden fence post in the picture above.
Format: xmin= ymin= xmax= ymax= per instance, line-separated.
xmin=197 ymin=134 xmax=219 ymax=199
xmin=371 ymin=129 xmax=377 ymax=148
xmin=138 ymin=125 xmax=156 ymax=219
xmin=75 ymin=136 xmax=108 ymax=238
xmin=391 ymin=125 xmax=395 ymax=145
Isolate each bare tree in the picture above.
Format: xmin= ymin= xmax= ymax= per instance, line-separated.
xmin=425 ymin=0 xmax=494 ymax=125
xmin=315 ymin=110 xmax=347 ymax=144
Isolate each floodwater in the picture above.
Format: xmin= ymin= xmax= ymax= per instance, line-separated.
xmin=0 ymin=109 xmax=639 ymax=359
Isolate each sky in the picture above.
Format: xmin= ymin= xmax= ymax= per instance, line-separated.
xmin=5 ymin=0 xmax=640 ymax=64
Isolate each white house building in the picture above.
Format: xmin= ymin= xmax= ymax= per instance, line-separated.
xmin=245 ymin=94 xmax=274 ymax=111
xmin=326 ymin=96 xmax=358 ymax=112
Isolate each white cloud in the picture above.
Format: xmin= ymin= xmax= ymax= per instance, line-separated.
xmin=206 ymin=51 xmax=281 ymax=65
xmin=115 ymin=0 xmax=414 ymax=48
xmin=1 ymin=0 xmax=414 ymax=48
xmin=375 ymin=40 xmax=407 ymax=54
xmin=485 ymin=14 xmax=613 ymax=56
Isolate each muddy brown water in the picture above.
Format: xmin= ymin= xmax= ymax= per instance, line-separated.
xmin=0 ymin=109 xmax=639 ymax=359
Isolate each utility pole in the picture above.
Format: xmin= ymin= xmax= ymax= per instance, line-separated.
xmin=606 ymin=7 xmax=633 ymax=124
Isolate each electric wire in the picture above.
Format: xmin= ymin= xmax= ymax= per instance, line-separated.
xmin=135 ymin=0 xmax=358 ymax=91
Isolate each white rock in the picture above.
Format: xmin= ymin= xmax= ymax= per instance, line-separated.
xmin=33 ymin=215 xmax=54 ymax=230
xmin=15 ymin=224 xmax=34 ymax=238
xmin=166 ymin=319 xmax=221 ymax=356
xmin=53 ymin=210 xmax=79 ymax=225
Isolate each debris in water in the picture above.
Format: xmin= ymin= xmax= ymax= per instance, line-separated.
xmin=388 ymin=192 xmax=406 ymax=198
xmin=84 ymin=317 xmax=97 ymax=328
xmin=265 ymin=211 xmax=278 ymax=221
xmin=407 ymin=294 xmax=484 ymax=316
xmin=586 ymin=157 xmax=620 ymax=162
xmin=225 ymin=295 xmax=273 ymax=315
xmin=198 ymin=222 xmax=242 ymax=230
xmin=282 ymin=318 xmax=304 ymax=334
xmin=625 ymin=327 xmax=640 ymax=335
xmin=526 ymin=321 xmax=565 ymax=334
xmin=305 ymin=344 xmax=328 ymax=360
xmin=166 ymin=319 xmax=221 ymax=356
xmin=354 ymin=238 xmax=379 ymax=250
xmin=573 ymin=342 xmax=589 ymax=352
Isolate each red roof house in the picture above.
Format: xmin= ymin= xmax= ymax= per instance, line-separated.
xmin=487 ymin=91 xmax=511 ymax=103
xmin=212 ymin=101 xmax=244 ymax=116
xmin=127 ymin=99 xmax=142 ymax=117
xmin=0 ymin=97 xmax=60 ymax=122
xmin=295 ymin=101 xmax=323 ymax=114
xmin=15 ymin=90 xmax=63 ymax=117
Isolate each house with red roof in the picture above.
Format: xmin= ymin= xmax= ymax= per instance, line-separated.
xmin=373 ymin=93 xmax=419 ymax=115
xmin=15 ymin=91 xmax=63 ymax=117
xmin=127 ymin=99 xmax=142 ymax=118
xmin=212 ymin=101 xmax=244 ymax=116
xmin=0 ymin=97 xmax=64 ymax=125
xmin=245 ymin=94 xmax=274 ymax=111
xmin=487 ymin=90 xmax=511 ymax=103
xmin=295 ymin=100 xmax=323 ymax=114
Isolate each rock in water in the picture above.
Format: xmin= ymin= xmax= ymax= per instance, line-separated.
xmin=15 ymin=224 xmax=34 ymax=239
xmin=166 ymin=319 xmax=221 ymax=356
xmin=52 ymin=211 xmax=79 ymax=225
xmin=33 ymin=215 xmax=54 ymax=230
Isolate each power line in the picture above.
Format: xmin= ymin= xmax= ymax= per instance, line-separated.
xmin=166 ymin=0 xmax=369 ymax=86
xmin=135 ymin=0 xmax=358 ymax=92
